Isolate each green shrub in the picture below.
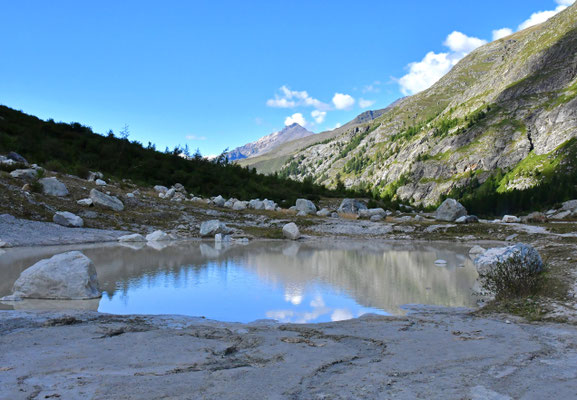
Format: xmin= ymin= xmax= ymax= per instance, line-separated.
xmin=478 ymin=257 xmax=546 ymax=300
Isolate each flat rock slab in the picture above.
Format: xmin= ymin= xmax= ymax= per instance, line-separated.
xmin=0 ymin=214 xmax=127 ymax=247
xmin=1 ymin=310 xmax=576 ymax=399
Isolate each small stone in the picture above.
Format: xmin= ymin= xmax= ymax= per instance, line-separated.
xmin=77 ymin=198 xmax=93 ymax=207
xmin=53 ymin=211 xmax=84 ymax=228
xmin=502 ymin=215 xmax=520 ymax=223
xmin=200 ymin=220 xmax=230 ymax=237
xmin=95 ymin=179 xmax=107 ymax=186
xmin=434 ymin=259 xmax=448 ymax=265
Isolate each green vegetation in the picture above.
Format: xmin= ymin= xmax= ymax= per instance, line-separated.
xmin=444 ymin=138 xmax=577 ymax=216
xmin=478 ymin=257 xmax=547 ymax=300
xmin=338 ymin=123 xmax=379 ymax=158
xmin=0 ymin=105 xmax=345 ymax=205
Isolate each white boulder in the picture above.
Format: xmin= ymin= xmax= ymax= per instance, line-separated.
xmin=502 ymin=215 xmax=520 ymax=223
xmin=295 ymin=199 xmax=317 ymax=215
xmin=200 ymin=220 xmax=231 ymax=237
xmin=316 ymin=208 xmax=331 ymax=217
xmin=232 ymin=201 xmax=248 ymax=211
xmin=249 ymin=199 xmax=265 ymax=210
xmin=53 ymin=211 xmax=84 ymax=228
xmin=154 ymin=185 xmax=168 ymax=193
xmin=434 ymin=198 xmax=467 ymax=222
xmin=213 ymin=195 xmax=226 ymax=207
xmin=10 ymin=168 xmax=37 ymax=181
xmin=146 ymin=230 xmax=170 ymax=242
xmin=3 ymin=251 xmax=101 ymax=300
xmin=337 ymin=199 xmax=367 ymax=215
xmin=39 ymin=177 xmax=69 ymax=196
xmin=90 ymin=189 xmax=124 ymax=211
xmin=359 ymin=208 xmax=386 ymax=218
xmin=77 ymin=198 xmax=93 ymax=207
xmin=118 ymin=233 xmax=146 ymax=242
xmin=474 ymin=243 xmax=544 ymax=275
xmin=95 ymin=179 xmax=107 ymax=186
xmin=283 ymin=222 xmax=300 ymax=240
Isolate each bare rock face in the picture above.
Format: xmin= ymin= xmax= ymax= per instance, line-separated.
xmin=53 ymin=211 xmax=84 ymax=228
xmin=3 ymin=251 xmax=101 ymax=300
xmin=282 ymin=222 xmax=300 ymax=240
xmin=434 ymin=199 xmax=467 ymax=222
xmin=40 ymin=177 xmax=69 ymax=197
xmin=90 ymin=189 xmax=124 ymax=211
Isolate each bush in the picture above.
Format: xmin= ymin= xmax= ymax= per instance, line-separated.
xmin=478 ymin=256 xmax=546 ymax=299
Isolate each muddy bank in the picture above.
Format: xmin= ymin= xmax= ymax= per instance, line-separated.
xmin=0 ymin=309 xmax=576 ymax=399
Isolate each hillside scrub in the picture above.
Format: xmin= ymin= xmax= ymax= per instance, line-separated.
xmin=0 ymin=105 xmax=353 ymax=205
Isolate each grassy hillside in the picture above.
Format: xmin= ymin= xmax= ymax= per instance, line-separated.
xmin=0 ymin=105 xmax=364 ymax=206
xmin=268 ymin=3 xmax=577 ymax=215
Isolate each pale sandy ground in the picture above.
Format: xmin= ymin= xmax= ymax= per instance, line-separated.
xmin=1 ymin=308 xmax=577 ymax=400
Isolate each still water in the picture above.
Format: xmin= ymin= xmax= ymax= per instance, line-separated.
xmin=0 ymin=240 xmax=480 ymax=323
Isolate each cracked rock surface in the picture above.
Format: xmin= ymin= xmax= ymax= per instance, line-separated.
xmin=1 ymin=309 xmax=576 ymax=399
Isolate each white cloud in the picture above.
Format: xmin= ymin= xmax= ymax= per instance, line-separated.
xmin=518 ymin=1 xmax=573 ymax=31
xmin=332 ymin=93 xmax=355 ymax=110
xmin=284 ymin=112 xmax=307 ymax=127
xmin=267 ymin=85 xmax=329 ymax=110
xmin=443 ymin=31 xmax=487 ymax=54
xmin=331 ymin=309 xmax=353 ymax=322
xmin=398 ymin=31 xmax=486 ymax=95
xmin=185 ymin=134 xmax=206 ymax=141
xmin=362 ymin=81 xmax=381 ymax=93
xmin=359 ymin=98 xmax=376 ymax=109
xmin=311 ymin=110 xmax=326 ymax=124
xmin=492 ymin=27 xmax=513 ymax=40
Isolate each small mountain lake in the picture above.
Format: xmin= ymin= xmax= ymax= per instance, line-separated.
xmin=0 ymin=240 xmax=481 ymax=323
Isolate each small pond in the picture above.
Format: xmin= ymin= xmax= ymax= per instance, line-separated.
xmin=0 ymin=240 xmax=480 ymax=323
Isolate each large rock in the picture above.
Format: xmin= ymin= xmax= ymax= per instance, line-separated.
xmin=95 ymin=179 xmax=107 ymax=186
xmin=164 ymin=188 xmax=176 ymax=200
xmin=4 ymin=251 xmax=101 ymax=300
xmin=263 ymin=199 xmax=277 ymax=211
xmin=118 ymin=233 xmax=146 ymax=242
xmin=249 ymin=199 xmax=265 ymax=210
xmin=521 ymin=212 xmax=548 ymax=224
xmin=53 ymin=211 xmax=84 ymax=228
xmin=7 ymin=152 xmax=28 ymax=165
xmin=200 ymin=220 xmax=231 ymax=237
xmin=10 ymin=168 xmax=37 ymax=181
xmin=474 ymin=243 xmax=544 ymax=275
xmin=146 ymin=230 xmax=170 ymax=241
xmin=338 ymin=199 xmax=368 ymax=215
xmin=87 ymin=171 xmax=104 ymax=182
xmin=295 ymin=199 xmax=317 ymax=215
xmin=90 ymin=189 xmax=124 ymax=211
xmin=434 ymin=199 xmax=467 ymax=222
xmin=232 ymin=201 xmax=248 ymax=211
xmin=39 ymin=177 xmax=69 ymax=196
xmin=213 ymin=195 xmax=226 ymax=207
xmin=153 ymin=185 xmax=168 ymax=193
xmin=283 ymin=222 xmax=300 ymax=240
xmin=502 ymin=215 xmax=520 ymax=223
xmin=358 ymin=208 xmax=386 ymax=218
xmin=317 ymin=208 xmax=331 ymax=217
xmin=561 ymin=200 xmax=577 ymax=212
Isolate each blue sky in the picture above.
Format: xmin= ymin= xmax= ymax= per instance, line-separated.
xmin=1 ymin=0 xmax=573 ymax=156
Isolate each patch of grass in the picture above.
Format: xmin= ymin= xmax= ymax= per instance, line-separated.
xmin=240 ymin=226 xmax=284 ymax=239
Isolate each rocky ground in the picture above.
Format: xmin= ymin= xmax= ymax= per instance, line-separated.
xmin=1 ymin=309 xmax=577 ymax=399
xmin=2 ymin=165 xmax=577 ymax=399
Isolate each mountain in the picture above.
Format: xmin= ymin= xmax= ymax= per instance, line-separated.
xmin=227 ymin=123 xmax=314 ymax=161
xmin=250 ymin=3 xmax=577 ymax=213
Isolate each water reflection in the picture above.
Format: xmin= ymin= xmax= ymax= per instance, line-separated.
xmin=0 ymin=240 xmax=480 ymax=323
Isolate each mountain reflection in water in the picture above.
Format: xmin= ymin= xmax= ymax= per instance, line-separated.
xmin=0 ymin=241 xmax=479 ymax=323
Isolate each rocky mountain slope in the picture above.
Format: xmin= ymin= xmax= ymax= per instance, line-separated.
xmin=227 ymin=123 xmax=313 ymax=161
xmin=265 ymin=4 xmax=577 ymax=209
